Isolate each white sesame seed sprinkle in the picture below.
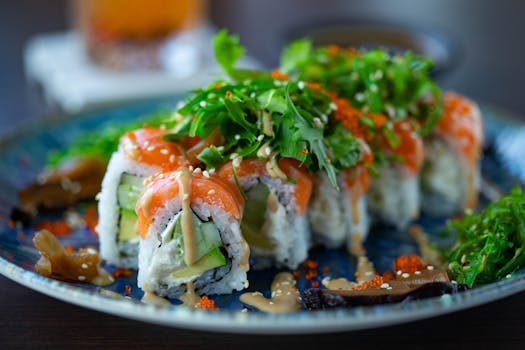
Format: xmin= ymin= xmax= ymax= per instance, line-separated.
xmin=199 ymin=101 xmax=207 ymax=107
xmin=250 ymin=92 xmax=256 ymax=98
xmin=313 ymin=117 xmax=322 ymax=128
xmin=415 ymin=270 xmax=422 ymax=275
xmin=81 ymin=263 xmax=88 ymax=269
xmin=402 ymin=273 xmax=410 ymax=278
xmin=241 ymin=308 xmax=248 ymax=313
xmin=264 ymin=146 xmax=272 ymax=156
xmin=208 ymin=168 xmax=216 ymax=174
xmin=380 ymin=283 xmax=390 ymax=289
xmin=183 ymin=193 xmax=189 ymax=200
xmin=329 ymin=102 xmax=337 ymax=111
xmin=506 ymin=274 xmax=512 ymax=278
xmin=203 ymin=170 xmax=210 ymax=178
xmin=143 ymin=141 xmax=150 ymax=147
xmin=169 ymin=154 xmax=176 ymax=163
xmin=298 ymin=81 xmax=305 ymax=89
xmin=147 ymin=146 xmax=155 ymax=152
xmin=160 ymin=149 xmax=169 ymax=155
xmin=427 ymin=265 xmax=434 ymax=271
xmin=193 ymin=167 xmax=202 ymax=174
xmin=257 ymin=135 xmax=264 ymax=142
xmin=396 ymin=270 xmax=403 ymax=275
xmin=208 ymin=189 xmax=216 ymax=195
xmin=235 ymin=134 xmax=241 ymax=140
xmin=78 ymin=276 xmax=86 ymax=281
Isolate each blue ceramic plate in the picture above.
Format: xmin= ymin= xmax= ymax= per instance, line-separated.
xmin=0 ymin=97 xmax=524 ymax=334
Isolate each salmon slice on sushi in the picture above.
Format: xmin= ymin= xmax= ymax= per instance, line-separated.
xmin=136 ymin=167 xmax=249 ymax=298
xmin=421 ymin=92 xmax=484 ymax=216
xmin=98 ymin=127 xmax=188 ymax=268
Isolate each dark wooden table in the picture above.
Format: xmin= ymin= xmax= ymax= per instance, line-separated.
xmin=2 ymin=1 xmax=525 ymax=349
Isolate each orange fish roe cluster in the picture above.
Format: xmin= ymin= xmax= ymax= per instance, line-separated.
xmin=327 ymin=44 xmax=341 ymax=56
xmin=382 ymin=270 xmax=394 ymax=281
xmin=113 ymin=268 xmax=133 ymax=279
xmin=306 ymin=82 xmax=321 ymax=90
xmin=65 ymin=245 xmax=75 ymax=254
xmin=393 ymin=254 xmax=425 ymax=274
xmin=196 ymin=296 xmax=219 ymax=311
xmin=124 ymin=285 xmax=132 ymax=296
xmin=36 ymin=220 xmax=73 ymax=237
xmin=352 ymin=274 xmax=385 ymax=291
xmin=271 ymin=69 xmax=289 ymax=81
xmin=84 ymin=206 xmax=98 ymax=236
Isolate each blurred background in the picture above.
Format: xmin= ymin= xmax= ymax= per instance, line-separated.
xmin=1 ymin=0 xmax=524 ymax=138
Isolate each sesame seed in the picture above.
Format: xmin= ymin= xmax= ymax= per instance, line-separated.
xmin=78 ymin=276 xmax=86 ymax=281
xmin=199 ymin=101 xmax=207 ymax=107
xmin=234 ymin=134 xmax=241 ymax=140
xmin=269 ymin=301 xmax=274 ymax=305
xmin=81 ymin=263 xmax=88 ymax=269
xmin=160 ymin=149 xmax=169 ymax=155
xmin=329 ymin=102 xmax=337 ymax=111
xmin=183 ymin=194 xmax=189 ymax=200
xmin=264 ymin=146 xmax=272 ymax=156
xmin=208 ymin=189 xmax=216 ymax=195
xmin=232 ymin=157 xmax=241 ymax=168
xmin=203 ymin=171 xmax=210 ymax=178
xmin=427 ymin=265 xmax=434 ymax=271
xmin=208 ymin=168 xmax=216 ymax=174
xmin=506 ymin=274 xmax=512 ymax=278
xmin=241 ymin=308 xmax=248 ymax=313
xmin=147 ymin=146 xmax=155 ymax=152
xmin=380 ymin=283 xmax=390 ymax=289
xmin=188 ymin=165 xmax=194 ymax=171
xmin=250 ymin=92 xmax=256 ymax=98
xmin=321 ymin=114 xmax=328 ymax=123
xmin=402 ymin=273 xmax=410 ymax=278
xmin=313 ymin=117 xmax=322 ymax=128
xmin=257 ymin=135 xmax=264 ymax=142
xmin=415 ymin=271 xmax=422 ymax=275
xmin=169 ymin=155 xmax=176 ymax=163
xmin=143 ymin=141 xmax=150 ymax=147
xmin=230 ymin=153 xmax=239 ymax=160
xmin=298 ymin=81 xmax=305 ymax=89
xmin=451 ymin=280 xmax=457 ymax=284
xmin=193 ymin=167 xmax=202 ymax=174
xmin=355 ymin=92 xmax=365 ymax=102
xmin=396 ymin=270 xmax=403 ymax=275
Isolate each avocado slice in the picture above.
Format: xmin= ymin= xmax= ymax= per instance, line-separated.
xmin=172 ymin=247 xmax=227 ymax=278
xmin=240 ymin=182 xmax=276 ymax=250
xmin=118 ymin=208 xmax=139 ymax=241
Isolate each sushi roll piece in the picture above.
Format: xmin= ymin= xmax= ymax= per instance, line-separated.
xmin=308 ymin=141 xmax=373 ymax=252
xmin=421 ymin=92 xmax=484 ymax=216
xmin=217 ymin=157 xmax=313 ymax=270
xmin=367 ymin=120 xmax=425 ymax=230
xmin=98 ymin=127 xmax=188 ymax=268
xmin=136 ymin=168 xmax=249 ymax=298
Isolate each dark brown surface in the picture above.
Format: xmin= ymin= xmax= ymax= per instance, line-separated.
xmin=1 ymin=274 xmax=525 ymax=349
xmin=1 ymin=1 xmax=525 ymax=349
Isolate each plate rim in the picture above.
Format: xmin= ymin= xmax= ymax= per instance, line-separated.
xmin=1 ymin=98 xmax=525 ymax=334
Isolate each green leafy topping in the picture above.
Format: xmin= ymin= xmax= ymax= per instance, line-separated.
xmin=444 ymin=186 xmax=525 ymax=287
xmin=48 ymin=111 xmax=173 ymax=168
xmin=280 ymin=39 xmax=443 ymax=136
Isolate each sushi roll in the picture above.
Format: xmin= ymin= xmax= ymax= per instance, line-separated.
xmin=308 ymin=141 xmax=373 ymax=252
xmin=367 ymin=120 xmax=425 ymax=230
xmin=421 ymin=92 xmax=484 ymax=216
xmin=217 ymin=158 xmax=313 ymax=270
xmin=136 ymin=168 xmax=249 ymax=298
xmin=98 ymin=127 xmax=188 ymax=268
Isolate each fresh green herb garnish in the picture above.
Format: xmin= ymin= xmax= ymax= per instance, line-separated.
xmin=169 ymin=31 xmax=364 ymax=187
xmin=445 ymin=186 xmax=525 ymax=287
xmin=280 ymin=39 xmax=443 ymax=136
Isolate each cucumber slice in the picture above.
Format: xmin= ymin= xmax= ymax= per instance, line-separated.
xmin=240 ymin=182 xmax=275 ymax=250
xmin=117 ymin=173 xmax=144 ymax=211
xmin=172 ymin=247 xmax=227 ymax=278
xmin=118 ymin=208 xmax=139 ymax=241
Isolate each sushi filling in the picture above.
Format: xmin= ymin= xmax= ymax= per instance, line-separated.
xmin=115 ymin=173 xmax=144 ymax=259
xmin=240 ymin=181 xmax=278 ymax=251
xmin=149 ymin=210 xmax=228 ymax=282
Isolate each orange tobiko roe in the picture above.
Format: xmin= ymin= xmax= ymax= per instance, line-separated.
xmin=393 ymin=254 xmax=425 ymax=273
xmin=136 ymin=171 xmax=244 ymax=239
xmin=120 ymin=127 xmax=189 ymax=170
xmin=383 ymin=120 xmax=425 ymax=176
xmin=436 ymin=92 xmax=483 ymax=164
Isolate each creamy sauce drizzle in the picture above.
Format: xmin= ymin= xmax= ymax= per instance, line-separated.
xmin=240 ymin=272 xmax=302 ymax=313
xmin=177 ymin=168 xmax=197 ymax=266
xmin=180 ymin=281 xmax=200 ymax=307
xmin=323 ymin=278 xmax=357 ymax=290
xmin=141 ymin=285 xmax=171 ymax=307
xmin=408 ymin=225 xmax=444 ymax=268
xmin=355 ymin=256 xmax=376 ymax=283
